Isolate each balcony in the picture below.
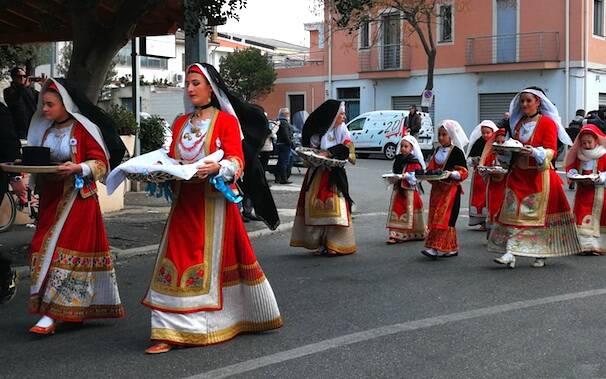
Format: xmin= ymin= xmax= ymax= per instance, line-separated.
xmin=272 ymin=52 xmax=324 ymax=69
xmin=358 ymin=44 xmax=411 ymax=73
xmin=466 ymin=32 xmax=560 ymax=69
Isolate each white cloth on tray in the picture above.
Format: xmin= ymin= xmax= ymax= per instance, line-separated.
xmin=105 ymin=148 xmax=224 ymax=195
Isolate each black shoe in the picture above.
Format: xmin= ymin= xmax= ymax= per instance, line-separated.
xmin=280 ymin=179 xmax=293 ymax=184
xmin=0 ymin=269 xmax=17 ymax=305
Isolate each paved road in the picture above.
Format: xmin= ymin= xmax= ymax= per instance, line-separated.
xmin=2 ymin=158 xmax=604 ymax=379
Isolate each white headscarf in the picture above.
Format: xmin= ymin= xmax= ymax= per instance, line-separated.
xmin=466 ymin=120 xmax=498 ymax=157
xmin=509 ymin=88 xmax=573 ymax=146
xmin=183 ymin=63 xmax=243 ymax=138
xmin=401 ymin=134 xmax=426 ymax=169
xmin=439 ymin=119 xmax=469 ymax=151
xmin=27 ymin=79 xmax=110 ymax=176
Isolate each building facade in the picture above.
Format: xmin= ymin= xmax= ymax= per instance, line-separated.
xmin=257 ymin=0 xmax=606 ymax=135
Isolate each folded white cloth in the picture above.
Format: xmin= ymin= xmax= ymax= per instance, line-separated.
xmin=105 ymin=148 xmax=224 ymax=195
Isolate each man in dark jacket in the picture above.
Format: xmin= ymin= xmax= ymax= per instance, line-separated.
xmin=0 ymin=101 xmax=22 ymax=304
xmin=275 ymin=107 xmax=294 ymax=184
xmin=403 ymin=105 xmax=422 ymax=137
xmin=3 ymin=67 xmax=39 ymax=139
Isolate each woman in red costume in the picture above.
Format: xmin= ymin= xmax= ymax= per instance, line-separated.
xmin=421 ymin=120 xmax=469 ymax=259
xmin=385 ymin=135 xmax=426 ymax=244
xmin=489 ymin=87 xmax=580 ymax=268
xmin=27 ymin=79 xmax=125 ymax=335
xmin=141 ymin=63 xmax=282 ymax=354
xmin=478 ymin=128 xmax=508 ymax=231
xmin=466 ymin=120 xmax=498 ymax=230
xmin=565 ymin=124 xmax=606 ymax=254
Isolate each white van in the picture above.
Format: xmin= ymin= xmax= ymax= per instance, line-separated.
xmin=347 ymin=110 xmax=434 ymax=159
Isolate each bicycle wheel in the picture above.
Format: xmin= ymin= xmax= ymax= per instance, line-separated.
xmin=0 ymin=192 xmax=17 ymax=232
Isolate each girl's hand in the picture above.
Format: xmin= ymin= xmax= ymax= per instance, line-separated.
xmin=519 ymin=145 xmax=533 ymax=156
xmin=196 ymin=160 xmax=220 ymax=179
xmin=56 ymin=162 xmax=82 ymax=178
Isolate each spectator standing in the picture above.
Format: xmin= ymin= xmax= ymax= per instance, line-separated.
xmin=0 ymin=101 xmax=23 ymax=304
xmin=275 ymin=107 xmax=294 ymax=184
xmin=3 ymin=67 xmax=39 ymax=139
xmin=497 ymin=111 xmax=511 ymax=137
xmin=260 ymin=119 xmax=279 ymax=172
xmin=403 ymin=105 xmax=422 ymax=137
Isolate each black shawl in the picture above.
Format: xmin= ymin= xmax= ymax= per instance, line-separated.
xmin=200 ymin=64 xmax=279 ymax=230
xmin=302 ymin=100 xmax=353 ymax=204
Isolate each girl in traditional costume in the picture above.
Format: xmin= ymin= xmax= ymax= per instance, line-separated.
xmin=490 ymin=87 xmax=580 ymax=268
xmin=142 ymin=63 xmax=282 ymax=354
xmin=466 ymin=120 xmax=498 ymax=229
xmin=385 ymin=135 xmax=426 ymax=244
xmin=27 ymin=79 xmax=126 ymax=335
xmin=421 ymin=120 xmax=469 ymax=259
xmin=478 ymin=128 xmax=509 ymax=230
xmin=290 ymin=100 xmax=356 ymax=256
xmin=564 ymin=124 xmax=606 ymax=255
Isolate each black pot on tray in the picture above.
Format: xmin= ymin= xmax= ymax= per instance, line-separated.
xmin=21 ymin=146 xmax=51 ymax=166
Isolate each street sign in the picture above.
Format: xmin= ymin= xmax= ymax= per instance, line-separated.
xmin=421 ymin=89 xmax=434 ymax=108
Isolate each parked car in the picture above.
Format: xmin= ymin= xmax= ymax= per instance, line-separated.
xmin=347 ymin=110 xmax=434 ymax=159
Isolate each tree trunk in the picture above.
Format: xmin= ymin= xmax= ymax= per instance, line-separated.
xmin=67 ymin=39 xmax=124 ymax=103
xmin=425 ymin=48 xmax=436 ymax=91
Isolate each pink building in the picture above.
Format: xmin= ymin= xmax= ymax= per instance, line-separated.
xmin=258 ymin=0 xmax=606 ymax=134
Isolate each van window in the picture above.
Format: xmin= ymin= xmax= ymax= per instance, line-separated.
xmin=348 ymin=118 xmax=366 ymax=131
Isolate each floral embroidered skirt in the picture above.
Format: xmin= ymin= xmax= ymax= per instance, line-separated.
xmin=386 ymin=186 xmax=425 ymax=242
xmin=29 ymin=179 xmax=124 ymax=321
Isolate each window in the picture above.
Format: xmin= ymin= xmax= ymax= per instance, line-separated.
xmin=595 ymin=0 xmax=604 ymax=36
xmin=437 ymin=4 xmax=453 ymax=43
xmin=347 ymin=118 xmax=366 ymax=131
xmin=337 ymin=87 xmax=361 ymax=120
xmin=360 ymin=21 xmax=370 ymax=48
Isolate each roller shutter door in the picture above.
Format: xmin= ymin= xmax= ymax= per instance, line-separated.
xmin=478 ymin=93 xmax=516 ymax=124
xmin=392 ymin=95 xmax=435 ymax=123
xmin=599 ymin=93 xmax=606 ymax=107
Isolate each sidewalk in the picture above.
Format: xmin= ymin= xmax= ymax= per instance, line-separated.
xmin=0 ymin=175 xmax=304 ymax=270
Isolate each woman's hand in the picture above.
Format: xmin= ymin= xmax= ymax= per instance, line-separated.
xmin=518 ymin=145 xmax=534 ymax=156
xmin=56 ymin=162 xmax=82 ymax=178
xmin=196 ymin=160 xmax=220 ymax=179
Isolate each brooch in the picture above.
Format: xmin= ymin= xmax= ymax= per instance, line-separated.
xmin=69 ymin=137 xmax=78 ymax=146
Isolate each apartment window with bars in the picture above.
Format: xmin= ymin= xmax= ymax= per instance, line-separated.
xmin=438 ymin=4 xmax=453 ymax=43
xmin=360 ymin=21 xmax=370 ymax=48
xmin=595 ymin=0 xmax=605 ymax=36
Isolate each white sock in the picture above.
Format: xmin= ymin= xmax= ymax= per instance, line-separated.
xmin=35 ymin=316 xmax=54 ymax=328
xmin=501 ymin=252 xmax=514 ymax=261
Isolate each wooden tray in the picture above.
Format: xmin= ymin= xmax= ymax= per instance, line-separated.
xmin=492 ymin=143 xmax=524 ymax=153
xmin=0 ymin=162 xmax=59 ymax=174
xmin=296 ymin=147 xmax=347 ymax=168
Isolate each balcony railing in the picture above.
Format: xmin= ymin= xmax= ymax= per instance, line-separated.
xmin=359 ymin=44 xmax=411 ymax=72
xmin=466 ymin=31 xmax=560 ymax=66
xmin=272 ymin=52 xmax=324 ymax=69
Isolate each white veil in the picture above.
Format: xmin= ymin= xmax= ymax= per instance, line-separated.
xmin=440 ymin=119 xmax=469 ymax=151
xmin=509 ymin=88 xmax=573 ymax=146
xmin=466 ymin=120 xmax=498 ymax=157
xmin=401 ymin=134 xmax=426 ymax=169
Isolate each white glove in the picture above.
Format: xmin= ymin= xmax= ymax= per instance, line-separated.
xmin=403 ymin=172 xmax=417 ymax=187
xmin=450 ymin=171 xmax=461 ymax=181
xmin=530 ymin=147 xmax=547 ymax=165
xmin=596 ymin=172 xmax=606 ymax=186
xmin=567 ymin=168 xmax=579 ymax=176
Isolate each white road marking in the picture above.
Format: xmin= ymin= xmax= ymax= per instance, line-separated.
xmin=189 ymin=288 xmax=606 ymax=379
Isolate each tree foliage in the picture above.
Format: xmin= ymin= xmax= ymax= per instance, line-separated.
xmin=329 ymin=0 xmax=452 ymax=92
xmin=1 ymin=0 xmax=246 ymax=103
xmin=220 ymin=48 xmax=277 ymax=102
xmin=107 ymin=104 xmax=138 ymax=135
xmin=140 ymin=115 xmax=167 ymax=154
xmin=0 ymin=43 xmax=52 ymax=77
xmin=57 ymin=42 xmax=117 ymax=89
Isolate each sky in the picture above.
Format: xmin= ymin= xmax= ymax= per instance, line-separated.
xmin=219 ymin=0 xmax=322 ymax=47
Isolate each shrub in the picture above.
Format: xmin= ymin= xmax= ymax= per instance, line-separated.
xmin=107 ymin=105 xmax=138 ymax=135
xmin=140 ymin=115 xmax=166 ymax=154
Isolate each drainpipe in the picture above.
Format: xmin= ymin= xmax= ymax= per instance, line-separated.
xmin=565 ymin=0 xmax=570 ymax=126
xmin=328 ymin=3 xmax=333 ymax=100
xmin=584 ymin=0 xmax=589 ymax=109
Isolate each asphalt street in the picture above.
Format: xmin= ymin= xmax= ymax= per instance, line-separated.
xmin=2 ymin=157 xmax=606 ymax=379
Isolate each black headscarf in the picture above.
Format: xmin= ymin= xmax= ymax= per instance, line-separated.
xmin=302 ymin=99 xmax=353 ymax=204
xmin=301 ymin=99 xmax=341 ymax=148
xmin=196 ymin=63 xmax=279 ymax=230
xmin=55 ymin=79 xmax=126 ymax=170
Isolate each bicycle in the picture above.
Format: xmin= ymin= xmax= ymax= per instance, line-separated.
xmin=0 ymin=176 xmax=39 ymax=233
